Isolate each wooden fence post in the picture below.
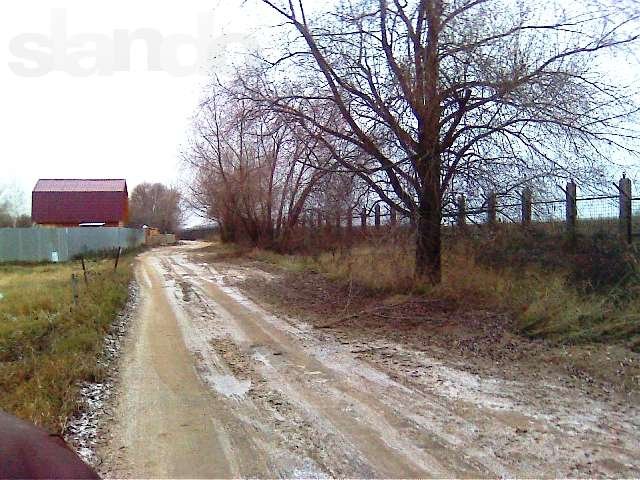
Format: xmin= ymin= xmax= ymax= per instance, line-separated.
xmin=521 ymin=188 xmax=532 ymax=226
xmin=390 ymin=207 xmax=397 ymax=227
xmin=487 ymin=192 xmax=497 ymax=225
xmin=71 ymin=274 xmax=79 ymax=305
xmin=361 ymin=209 xmax=367 ymax=232
xmin=566 ymin=181 xmax=577 ymax=237
xmin=347 ymin=208 xmax=353 ymax=234
xmin=457 ymin=194 xmax=466 ymax=227
xmin=114 ymin=247 xmax=122 ymax=272
xmin=374 ymin=204 xmax=381 ymax=229
xmin=317 ymin=211 xmax=323 ymax=230
xmin=619 ymin=175 xmax=632 ymax=244
xmin=80 ymin=257 xmax=88 ymax=286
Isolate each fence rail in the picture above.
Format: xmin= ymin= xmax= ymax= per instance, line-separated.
xmin=299 ymin=176 xmax=639 ymax=244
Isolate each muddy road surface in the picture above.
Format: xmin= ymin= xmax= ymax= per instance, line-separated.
xmin=100 ymin=244 xmax=640 ymax=478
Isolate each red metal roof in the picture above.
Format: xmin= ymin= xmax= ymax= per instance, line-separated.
xmin=34 ymin=179 xmax=127 ymax=193
xmin=32 ymin=179 xmax=128 ymax=225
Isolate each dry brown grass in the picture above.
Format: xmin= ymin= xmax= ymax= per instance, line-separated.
xmin=246 ymin=232 xmax=640 ymax=351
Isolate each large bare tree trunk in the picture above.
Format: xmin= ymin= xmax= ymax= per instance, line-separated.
xmin=415 ymin=153 xmax=442 ymax=284
xmin=412 ymin=0 xmax=443 ymax=284
xmin=415 ymin=206 xmax=441 ymax=284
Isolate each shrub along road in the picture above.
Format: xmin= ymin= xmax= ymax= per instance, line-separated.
xmin=99 ymin=243 xmax=640 ymax=478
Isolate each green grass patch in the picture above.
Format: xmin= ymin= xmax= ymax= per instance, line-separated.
xmin=0 ymin=257 xmax=134 ymax=433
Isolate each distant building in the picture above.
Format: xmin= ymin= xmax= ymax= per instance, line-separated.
xmin=32 ymin=179 xmax=129 ymax=227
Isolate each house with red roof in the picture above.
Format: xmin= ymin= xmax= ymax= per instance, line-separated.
xmin=32 ymin=179 xmax=129 ymax=227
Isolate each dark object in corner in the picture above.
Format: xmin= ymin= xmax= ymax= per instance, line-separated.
xmin=0 ymin=410 xmax=100 ymax=479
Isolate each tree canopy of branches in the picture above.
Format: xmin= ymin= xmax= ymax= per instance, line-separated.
xmin=0 ymin=203 xmax=14 ymax=228
xmin=0 ymin=185 xmax=31 ymax=228
xmin=129 ymin=183 xmax=183 ymax=233
xmin=181 ymin=88 xmax=349 ymax=246
xmin=244 ymin=0 xmax=639 ymax=282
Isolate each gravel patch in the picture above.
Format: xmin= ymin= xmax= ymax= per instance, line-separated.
xmin=64 ymin=281 xmax=139 ymax=468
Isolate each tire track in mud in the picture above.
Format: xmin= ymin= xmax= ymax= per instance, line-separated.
xmin=103 ymin=258 xmax=237 ymax=478
xmin=156 ymin=256 xmax=385 ymax=477
xmin=160 ymin=252 xmax=491 ymax=478
xmin=102 ymin=245 xmax=640 ymax=478
xmin=152 ymin=256 xmax=328 ymax=478
xmin=180 ymin=246 xmax=640 ymax=478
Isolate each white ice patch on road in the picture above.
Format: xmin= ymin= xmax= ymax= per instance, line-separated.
xmin=197 ymin=262 xmax=278 ymax=284
xmin=291 ymin=460 xmax=332 ymax=479
xmin=252 ymin=351 xmax=271 ymax=367
xmin=203 ymin=373 xmax=251 ymax=399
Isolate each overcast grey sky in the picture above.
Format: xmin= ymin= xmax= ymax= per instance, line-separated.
xmin=1 ymin=0 xmax=638 ymax=217
xmin=0 ymin=0 xmax=273 ymax=214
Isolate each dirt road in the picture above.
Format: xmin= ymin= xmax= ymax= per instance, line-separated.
xmin=100 ymin=244 xmax=640 ymax=478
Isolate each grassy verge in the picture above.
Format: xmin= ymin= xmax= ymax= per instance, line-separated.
xmin=241 ymin=230 xmax=640 ymax=351
xmin=0 ymin=257 xmax=134 ymax=433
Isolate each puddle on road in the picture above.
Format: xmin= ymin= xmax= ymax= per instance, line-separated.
xmin=203 ymin=372 xmax=252 ymax=399
xmin=252 ymin=351 xmax=271 ymax=367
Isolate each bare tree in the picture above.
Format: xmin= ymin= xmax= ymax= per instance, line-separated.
xmin=14 ymin=215 xmax=32 ymax=228
xmin=129 ymin=183 xmax=183 ymax=233
xmin=250 ymin=0 xmax=639 ymax=282
xmin=0 ymin=184 xmax=31 ymax=227
xmin=0 ymin=202 xmax=13 ymax=228
xmin=0 ymin=183 xmax=29 ymax=227
xmin=182 ymin=85 xmax=334 ymax=247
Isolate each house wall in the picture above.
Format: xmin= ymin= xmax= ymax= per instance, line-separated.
xmin=32 ymin=191 xmax=128 ymax=226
